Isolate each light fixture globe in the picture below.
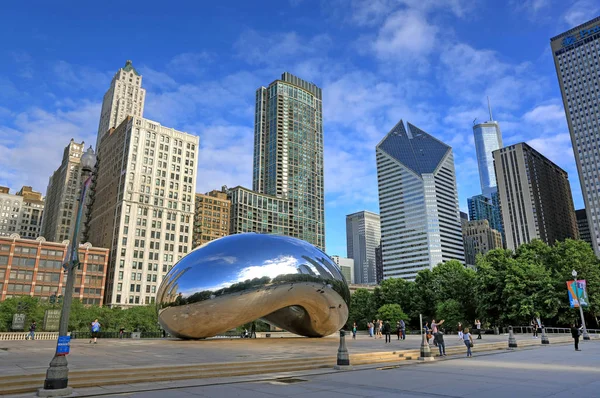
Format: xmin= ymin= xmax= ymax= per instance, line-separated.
xmin=80 ymin=146 xmax=97 ymax=172
xmin=156 ymin=233 xmax=350 ymax=339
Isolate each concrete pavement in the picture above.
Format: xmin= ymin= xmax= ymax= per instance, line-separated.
xmin=81 ymin=340 xmax=600 ymax=397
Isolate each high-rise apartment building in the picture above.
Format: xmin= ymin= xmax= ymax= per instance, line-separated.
xmin=226 ymin=186 xmax=293 ymax=236
xmin=16 ymin=187 xmax=44 ymax=239
xmin=345 ymin=211 xmax=380 ymax=284
xmin=376 ymin=120 xmax=465 ymax=280
xmin=330 ymin=255 xmax=355 ymax=284
xmin=493 ymin=143 xmax=578 ymax=250
xmin=97 ymin=60 xmax=146 ymax=149
xmin=42 ymin=139 xmax=88 ymax=243
xmin=0 ymin=236 xmax=108 ymax=304
xmin=461 ymin=219 xmax=502 ymax=267
xmin=375 ymin=244 xmax=383 ymax=284
xmin=467 ymin=193 xmax=503 ymax=240
xmin=551 ymin=17 xmax=600 ymax=256
xmin=192 ymin=190 xmax=230 ymax=248
xmin=253 ymin=72 xmax=325 ymax=250
xmin=87 ymin=116 xmax=198 ymax=307
xmin=576 ymin=209 xmax=593 ymax=247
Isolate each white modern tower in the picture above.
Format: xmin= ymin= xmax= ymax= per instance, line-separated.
xmin=376 ymin=120 xmax=465 ymax=280
xmin=96 ymin=60 xmax=146 ymax=150
xmin=473 ymin=98 xmax=503 ymax=197
xmin=551 ymin=16 xmax=600 ymax=257
xmin=345 ymin=211 xmax=380 ymax=284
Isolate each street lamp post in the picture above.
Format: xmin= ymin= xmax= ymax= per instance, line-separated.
xmin=39 ymin=147 xmax=96 ymax=397
xmin=572 ymin=270 xmax=590 ymax=341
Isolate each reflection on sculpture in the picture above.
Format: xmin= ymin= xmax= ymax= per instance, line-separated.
xmin=157 ymin=233 xmax=350 ymax=339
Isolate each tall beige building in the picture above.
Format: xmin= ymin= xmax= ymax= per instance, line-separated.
xmin=192 ymin=190 xmax=230 ymax=248
xmin=42 ymin=139 xmax=87 ymax=243
xmin=96 ymin=60 xmax=146 ymax=149
xmin=87 ymin=116 xmax=198 ymax=307
xmin=461 ymin=219 xmax=502 ymax=267
xmin=0 ymin=186 xmax=22 ymax=237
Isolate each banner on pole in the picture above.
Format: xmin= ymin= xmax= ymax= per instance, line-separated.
xmin=567 ymin=279 xmax=588 ymax=307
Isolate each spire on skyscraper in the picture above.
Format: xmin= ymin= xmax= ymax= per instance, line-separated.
xmin=487 ymin=96 xmax=493 ymax=122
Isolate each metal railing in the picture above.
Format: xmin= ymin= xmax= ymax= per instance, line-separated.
xmin=508 ymin=326 xmax=600 ymax=335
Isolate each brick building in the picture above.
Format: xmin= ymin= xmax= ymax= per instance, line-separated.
xmin=0 ymin=235 xmax=109 ymax=305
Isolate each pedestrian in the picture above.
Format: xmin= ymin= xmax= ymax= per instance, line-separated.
xmin=352 ymin=322 xmax=357 ymax=339
xmin=463 ymin=327 xmax=473 ymax=357
xmin=370 ymin=320 xmax=375 ymax=338
xmin=89 ymin=319 xmax=101 ymax=344
xmin=250 ymin=322 xmax=257 ymax=338
xmin=475 ymin=319 xmax=482 ymax=339
xmin=435 ymin=328 xmax=446 ymax=356
xmin=431 ymin=319 xmax=444 ymax=347
xmin=396 ymin=321 xmax=401 ymax=340
xmin=531 ymin=319 xmax=538 ymax=339
xmin=27 ymin=320 xmax=36 ymax=340
xmin=570 ymin=323 xmax=583 ymax=351
xmin=424 ymin=322 xmax=432 ymax=344
xmin=383 ymin=321 xmax=391 ymax=343
xmin=457 ymin=322 xmax=463 ymax=340
xmin=400 ymin=319 xmax=406 ymax=340
xmin=119 ymin=327 xmax=125 ymax=339
xmin=378 ymin=319 xmax=383 ymax=338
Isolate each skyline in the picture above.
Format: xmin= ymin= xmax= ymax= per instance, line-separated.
xmin=0 ymin=1 xmax=596 ymax=256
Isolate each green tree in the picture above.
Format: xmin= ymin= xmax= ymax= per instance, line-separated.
xmin=347 ymin=288 xmax=374 ymax=329
xmin=435 ymin=299 xmax=465 ymax=332
xmin=376 ymin=304 xmax=408 ymax=323
xmin=475 ymin=248 xmax=515 ymax=326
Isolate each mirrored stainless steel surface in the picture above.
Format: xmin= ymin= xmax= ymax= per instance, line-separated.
xmin=157 ymin=233 xmax=350 ymax=339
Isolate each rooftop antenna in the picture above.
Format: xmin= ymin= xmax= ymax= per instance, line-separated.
xmin=473 ymin=118 xmax=478 ymax=126
xmin=487 ymin=96 xmax=494 ymax=122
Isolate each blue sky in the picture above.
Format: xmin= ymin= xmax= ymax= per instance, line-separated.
xmin=0 ymin=0 xmax=597 ymax=256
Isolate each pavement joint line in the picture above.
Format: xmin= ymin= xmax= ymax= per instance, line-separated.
xmin=8 ymin=339 xmax=592 ymax=398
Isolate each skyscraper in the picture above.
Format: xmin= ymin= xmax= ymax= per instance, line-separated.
xmin=253 ymin=72 xmax=325 ymax=250
xmin=15 ymin=187 xmax=44 ymax=239
xmin=42 ymin=139 xmax=88 ymax=243
xmin=87 ymin=116 xmax=198 ymax=307
xmin=330 ymin=255 xmax=355 ymax=284
xmin=461 ymin=219 xmax=503 ymax=267
xmin=493 ymin=143 xmax=578 ymax=250
xmin=473 ymin=99 xmax=503 ymax=197
xmin=96 ymin=60 xmax=146 ymax=149
xmin=576 ymin=209 xmax=593 ymax=247
xmin=467 ymin=193 xmax=503 ymax=239
xmin=551 ymin=17 xmax=600 ymax=256
xmin=192 ymin=190 xmax=230 ymax=248
xmin=376 ymin=120 xmax=465 ymax=281
xmin=345 ymin=211 xmax=380 ymax=284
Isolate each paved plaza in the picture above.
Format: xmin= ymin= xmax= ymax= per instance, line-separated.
xmin=1 ymin=333 xmax=522 ymax=377
xmin=1 ymin=333 xmax=595 ymax=397
xmin=88 ymin=340 xmax=600 ymax=397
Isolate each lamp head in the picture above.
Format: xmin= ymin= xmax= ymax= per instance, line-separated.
xmin=81 ymin=146 xmax=97 ymax=173
xmin=572 ymin=269 xmax=577 ymax=277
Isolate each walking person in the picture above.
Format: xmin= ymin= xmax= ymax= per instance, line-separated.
xmin=378 ymin=319 xmax=383 ymax=339
xmin=400 ymin=319 xmax=406 ymax=340
xmin=475 ymin=319 xmax=482 ymax=339
xmin=352 ymin=322 xmax=357 ymax=340
xmin=531 ymin=319 xmax=538 ymax=339
xmin=370 ymin=320 xmax=375 ymax=338
xmin=383 ymin=321 xmax=391 ymax=343
xmin=435 ymin=328 xmax=446 ymax=356
xmin=396 ymin=321 xmax=401 ymax=340
xmin=571 ymin=323 xmax=583 ymax=351
xmin=463 ymin=327 xmax=474 ymax=357
xmin=27 ymin=320 xmax=36 ymax=340
xmin=457 ymin=322 xmax=463 ymax=340
xmin=89 ymin=319 xmax=101 ymax=344
xmin=250 ymin=322 xmax=257 ymax=338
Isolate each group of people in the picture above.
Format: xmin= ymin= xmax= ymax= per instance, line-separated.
xmin=421 ymin=319 xmax=483 ymax=357
xmin=357 ymin=319 xmax=406 ymax=343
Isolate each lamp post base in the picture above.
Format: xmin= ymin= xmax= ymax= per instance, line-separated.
xmin=583 ymin=334 xmax=590 ymax=341
xmin=37 ymin=387 xmax=73 ymax=397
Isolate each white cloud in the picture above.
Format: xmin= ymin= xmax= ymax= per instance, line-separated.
xmin=53 ymin=61 xmax=111 ymax=92
xmin=527 ymin=133 xmax=574 ymax=170
xmin=564 ymin=0 xmax=600 ymax=27
xmin=523 ymin=104 xmax=566 ymax=124
xmin=234 ymin=30 xmax=332 ymax=66
xmin=372 ymin=10 xmax=438 ymax=60
xmin=0 ymin=102 xmax=99 ymax=193
xmin=167 ymin=52 xmax=213 ymax=75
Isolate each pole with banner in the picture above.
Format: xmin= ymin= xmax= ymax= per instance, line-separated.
xmin=568 ymin=271 xmax=590 ymax=340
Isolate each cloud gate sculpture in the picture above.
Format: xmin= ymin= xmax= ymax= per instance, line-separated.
xmin=156 ymin=233 xmax=350 ymax=339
